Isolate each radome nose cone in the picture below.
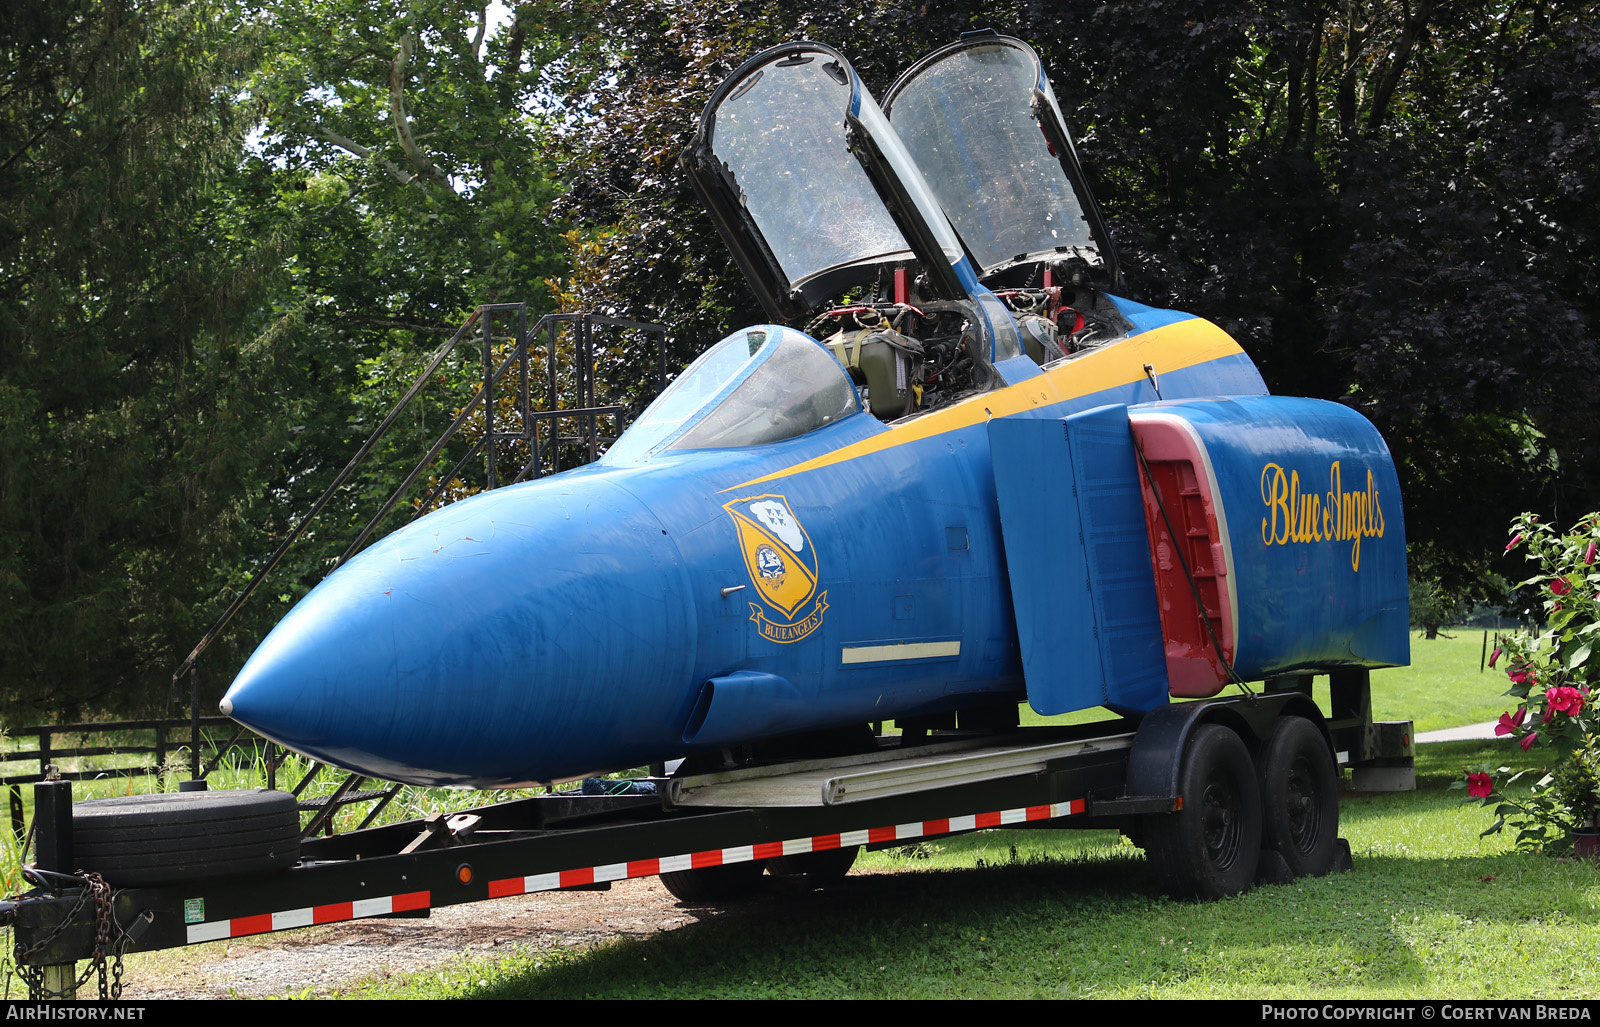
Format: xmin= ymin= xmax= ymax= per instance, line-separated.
xmin=223 ymin=558 xmax=413 ymax=767
xmin=222 ymin=475 xmax=696 ymax=787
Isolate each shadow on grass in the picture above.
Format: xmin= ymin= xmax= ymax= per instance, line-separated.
xmin=433 ymin=840 xmax=1595 ymax=999
xmin=399 ymin=739 xmax=1594 ymax=999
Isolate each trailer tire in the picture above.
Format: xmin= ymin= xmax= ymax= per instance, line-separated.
xmin=767 ymin=844 xmax=858 ymax=881
xmin=1259 ymin=716 xmax=1339 ymax=878
xmin=659 ymin=860 xmax=765 ymax=903
xmin=1143 ymin=724 xmax=1260 ymax=900
xmin=71 ymin=789 xmax=299 ymax=887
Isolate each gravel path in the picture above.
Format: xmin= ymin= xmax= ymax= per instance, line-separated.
xmin=118 ymin=876 xmax=719 ymax=999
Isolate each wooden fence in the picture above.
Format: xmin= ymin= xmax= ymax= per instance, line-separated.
xmin=0 ymin=716 xmax=254 ymax=841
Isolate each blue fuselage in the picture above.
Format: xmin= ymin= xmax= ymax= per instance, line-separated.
xmin=222 ymin=311 xmax=1267 ymax=786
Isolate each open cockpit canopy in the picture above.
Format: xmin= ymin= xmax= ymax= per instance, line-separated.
xmin=683 ymin=41 xmax=972 ymax=324
xmin=884 ymin=33 xmax=1120 ymax=289
xmin=675 ymin=36 xmax=1128 ymax=434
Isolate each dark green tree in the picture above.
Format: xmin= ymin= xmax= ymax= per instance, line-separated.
xmin=1409 ymin=575 xmax=1462 ymax=639
xmin=551 ymin=0 xmax=1600 ymax=598
xmin=0 ymin=1 xmax=287 ymax=718
xmin=0 ymin=1 xmax=580 ymax=722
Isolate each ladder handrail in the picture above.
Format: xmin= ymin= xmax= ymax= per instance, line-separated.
xmin=171 ymin=306 xmax=668 ymax=714
xmin=170 ymin=309 xmax=485 ymax=685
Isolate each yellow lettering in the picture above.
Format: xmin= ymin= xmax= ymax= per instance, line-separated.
xmin=1327 ymin=462 xmax=1344 ymax=540
xmin=1370 ymin=470 xmax=1384 ymax=538
xmin=1289 ymin=470 xmax=1303 ymax=541
xmin=1350 ymin=495 xmax=1362 ymax=571
xmin=1261 ymin=464 xmax=1290 ymax=545
xmin=1260 ymin=459 xmax=1389 ymax=570
xmin=1293 ymin=473 xmax=1323 ymax=542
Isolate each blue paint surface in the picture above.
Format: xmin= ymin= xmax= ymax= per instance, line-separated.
xmin=1105 ymin=294 xmax=1200 ymax=335
xmin=990 ymin=407 xmax=1169 ymax=717
xmin=1135 ymin=396 xmax=1410 ymax=676
xmin=224 ymin=322 xmax=1304 ymax=786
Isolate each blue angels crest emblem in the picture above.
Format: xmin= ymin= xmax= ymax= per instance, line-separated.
xmin=722 ymin=494 xmax=828 ymax=643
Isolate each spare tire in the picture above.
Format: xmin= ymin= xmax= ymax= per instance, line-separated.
xmin=72 ymin=789 xmax=300 ymax=887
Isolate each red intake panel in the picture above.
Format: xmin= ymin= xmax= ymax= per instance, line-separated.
xmin=1130 ymin=414 xmax=1235 ymax=697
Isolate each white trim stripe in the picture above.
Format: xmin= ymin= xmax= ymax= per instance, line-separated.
xmin=841 ymin=641 xmax=961 ymax=664
xmin=271 ymin=907 xmax=313 ymax=931
xmin=186 ymin=921 xmax=229 ymax=944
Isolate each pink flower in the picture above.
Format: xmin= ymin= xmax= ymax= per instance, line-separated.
xmin=1489 ymin=645 xmax=1502 ymax=668
xmin=1552 ymin=577 xmax=1573 ymax=596
xmin=1495 ymin=708 xmax=1528 ymax=736
xmin=1508 ymin=664 xmax=1538 ymax=687
xmin=1506 ymin=533 xmax=1524 ymax=553
xmin=1587 ymin=541 xmax=1597 ymax=565
xmin=1547 ymin=686 xmax=1585 ymax=716
xmin=1521 ymin=731 xmax=1540 ymax=751
xmin=1467 ymin=772 xmax=1494 ymax=798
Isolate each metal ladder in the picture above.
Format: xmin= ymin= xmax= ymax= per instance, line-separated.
xmin=173 ymin=306 xmax=669 ymax=830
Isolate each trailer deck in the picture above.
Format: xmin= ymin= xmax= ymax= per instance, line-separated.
xmin=2 ymin=675 xmax=1413 ymax=999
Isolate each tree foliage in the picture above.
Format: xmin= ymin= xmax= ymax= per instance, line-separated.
xmin=0 ymin=0 xmax=576 ymax=720
xmin=220 ymin=0 xmax=578 ymax=625
xmin=0 ymin=0 xmax=285 ymax=718
xmin=551 ymin=0 xmax=1600 ymax=597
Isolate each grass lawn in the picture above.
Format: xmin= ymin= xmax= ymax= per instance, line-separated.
xmin=346 ymin=738 xmax=1599 ymax=1001
xmin=1353 ymin=629 xmax=1522 ymax=733
xmin=14 ymin=626 xmax=1591 ymax=999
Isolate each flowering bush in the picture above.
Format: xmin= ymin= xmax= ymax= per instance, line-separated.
xmin=1459 ymin=512 xmax=1600 ymax=852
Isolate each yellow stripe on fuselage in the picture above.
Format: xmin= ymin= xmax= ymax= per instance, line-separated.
xmin=725 ymin=316 xmax=1245 ymax=493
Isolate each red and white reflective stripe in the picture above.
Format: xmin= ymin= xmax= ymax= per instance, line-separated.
xmin=185 ymin=889 xmax=429 ymax=944
xmin=487 ymin=798 xmax=1084 ymax=898
xmin=181 ymin=798 xmax=1084 ymax=943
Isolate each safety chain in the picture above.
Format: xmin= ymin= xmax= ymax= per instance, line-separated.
xmin=12 ymin=872 xmax=125 ymax=1000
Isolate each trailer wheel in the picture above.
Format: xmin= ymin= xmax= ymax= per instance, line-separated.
xmin=767 ymin=844 xmax=858 ymax=882
xmin=658 ymin=860 xmax=765 ymax=903
xmin=71 ymin=789 xmax=299 ymax=887
xmin=1259 ymin=716 xmax=1339 ymax=878
xmin=1144 ymin=724 xmax=1260 ymax=900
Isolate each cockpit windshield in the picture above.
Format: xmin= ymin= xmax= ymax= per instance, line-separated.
xmin=604 ymin=326 xmax=860 ymax=463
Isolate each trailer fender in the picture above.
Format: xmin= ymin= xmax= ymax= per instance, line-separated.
xmin=1122 ymin=692 xmax=1328 ymax=803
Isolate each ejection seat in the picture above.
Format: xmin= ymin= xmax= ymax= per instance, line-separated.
xmin=825 ymin=326 xmax=925 ymax=421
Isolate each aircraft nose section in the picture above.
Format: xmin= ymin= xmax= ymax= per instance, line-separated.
xmin=220 ymin=562 xmax=422 ymax=774
xmin=221 ymin=475 xmax=697 ymax=786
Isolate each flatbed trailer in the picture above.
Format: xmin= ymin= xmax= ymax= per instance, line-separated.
xmin=1 ymin=670 xmax=1410 ymax=999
